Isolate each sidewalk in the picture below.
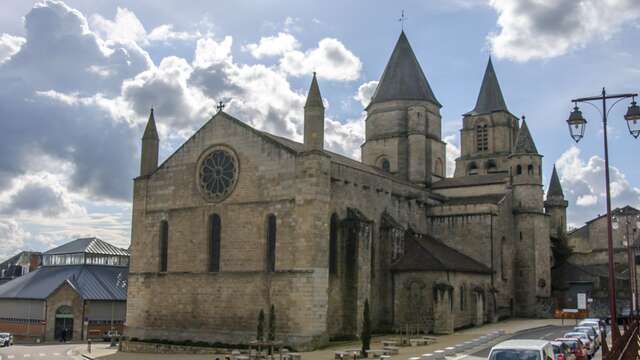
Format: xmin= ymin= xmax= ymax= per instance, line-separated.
xmin=80 ymin=318 xmax=568 ymax=360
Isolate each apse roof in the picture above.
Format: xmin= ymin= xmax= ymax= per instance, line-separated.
xmin=44 ymin=237 xmax=129 ymax=257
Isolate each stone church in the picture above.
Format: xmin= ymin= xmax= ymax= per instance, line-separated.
xmin=126 ymin=31 xmax=565 ymax=349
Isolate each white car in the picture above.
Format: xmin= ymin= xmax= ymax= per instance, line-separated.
xmin=563 ymin=332 xmax=595 ymax=356
xmin=573 ymin=326 xmax=599 ymax=347
xmin=0 ymin=333 xmax=13 ymax=347
xmin=488 ymin=340 xmax=555 ymax=360
xmin=578 ymin=319 xmax=605 ymax=337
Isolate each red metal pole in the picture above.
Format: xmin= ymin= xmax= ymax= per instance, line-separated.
xmin=602 ymin=87 xmax=619 ymax=343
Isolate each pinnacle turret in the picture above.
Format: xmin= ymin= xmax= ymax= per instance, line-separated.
xmin=367 ymin=31 xmax=440 ymax=109
xmin=465 ymin=57 xmax=508 ymax=116
xmin=547 ymin=165 xmax=564 ymax=198
xmin=142 ymin=108 xmax=159 ymax=140
xmin=513 ymin=119 xmax=538 ymax=154
xmin=304 ymin=73 xmax=325 ymax=151
xmin=305 ymin=72 xmax=324 ymax=109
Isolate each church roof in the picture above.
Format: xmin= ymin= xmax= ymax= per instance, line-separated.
xmin=142 ymin=108 xmax=159 ymax=140
xmin=305 ymin=72 xmax=324 ymax=108
xmin=367 ymin=31 xmax=440 ymax=108
xmin=547 ymin=165 xmax=564 ymax=198
xmin=431 ymin=173 xmax=508 ymax=189
xmin=512 ymin=119 xmax=538 ymax=154
xmin=465 ymin=58 xmax=509 ymax=116
xmin=0 ymin=265 xmax=128 ymax=300
xmin=44 ymin=237 xmax=129 ymax=257
xmin=391 ymin=230 xmax=492 ymax=274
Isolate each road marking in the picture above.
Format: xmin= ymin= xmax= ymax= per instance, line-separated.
xmin=53 ymin=353 xmax=60 ymax=356
xmin=23 ymin=355 xmax=30 ymax=358
xmin=38 ymin=354 xmax=45 ymax=357
xmin=7 ymin=355 xmax=14 ymax=359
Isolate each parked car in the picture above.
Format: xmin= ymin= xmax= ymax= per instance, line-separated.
xmin=550 ymin=341 xmax=573 ymax=360
xmin=563 ymin=332 xmax=595 ymax=357
xmin=555 ymin=338 xmax=588 ymax=360
xmin=578 ymin=320 xmax=604 ymax=339
xmin=488 ymin=340 xmax=555 ymax=360
xmin=102 ymin=330 xmax=120 ymax=342
xmin=0 ymin=333 xmax=13 ymax=347
xmin=573 ymin=326 xmax=599 ymax=348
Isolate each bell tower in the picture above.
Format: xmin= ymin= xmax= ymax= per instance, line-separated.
xmin=361 ymin=31 xmax=446 ymax=185
xmin=455 ymin=58 xmax=519 ymax=177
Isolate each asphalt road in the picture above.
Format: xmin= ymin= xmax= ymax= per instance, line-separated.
xmin=464 ymin=325 xmax=602 ymax=360
xmin=0 ymin=343 xmax=82 ymax=360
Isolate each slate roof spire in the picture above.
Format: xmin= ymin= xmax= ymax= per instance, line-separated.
xmin=367 ymin=31 xmax=440 ymax=109
xmin=142 ymin=108 xmax=159 ymax=140
xmin=466 ymin=57 xmax=508 ymax=116
xmin=305 ymin=72 xmax=324 ymax=109
xmin=513 ymin=118 xmax=538 ymax=154
xmin=547 ymin=165 xmax=564 ymax=198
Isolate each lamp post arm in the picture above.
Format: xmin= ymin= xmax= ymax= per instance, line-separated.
xmin=606 ymin=97 xmax=631 ymax=119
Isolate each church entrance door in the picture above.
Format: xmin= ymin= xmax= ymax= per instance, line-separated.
xmin=474 ymin=293 xmax=484 ymax=326
xmin=54 ymin=306 xmax=74 ymax=341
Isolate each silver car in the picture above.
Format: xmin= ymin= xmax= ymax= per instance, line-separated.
xmin=0 ymin=333 xmax=13 ymax=347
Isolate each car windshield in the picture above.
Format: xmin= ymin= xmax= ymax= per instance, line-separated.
xmin=561 ymin=341 xmax=577 ymax=350
xmin=489 ymin=349 xmax=541 ymax=360
xmin=552 ymin=345 xmax=562 ymax=354
xmin=565 ymin=333 xmax=587 ymax=339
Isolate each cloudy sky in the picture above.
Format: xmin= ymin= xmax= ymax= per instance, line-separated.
xmin=0 ymin=0 xmax=639 ymax=260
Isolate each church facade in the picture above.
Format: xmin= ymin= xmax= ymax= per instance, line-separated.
xmin=125 ymin=32 xmax=564 ymax=349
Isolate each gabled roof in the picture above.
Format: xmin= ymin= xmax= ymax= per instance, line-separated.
xmin=547 ymin=165 xmax=564 ymax=198
xmin=368 ymin=31 xmax=440 ymax=108
xmin=44 ymin=238 xmax=129 ymax=256
xmin=465 ymin=58 xmax=509 ymax=116
xmin=512 ymin=119 xmax=538 ymax=154
xmin=391 ymin=230 xmax=492 ymax=274
xmin=305 ymin=72 xmax=324 ymax=108
xmin=142 ymin=108 xmax=159 ymax=140
xmin=0 ymin=265 xmax=128 ymax=300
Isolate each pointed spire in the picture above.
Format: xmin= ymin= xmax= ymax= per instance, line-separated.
xmin=548 ymin=165 xmax=564 ymax=198
xmin=305 ymin=72 xmax=324 ymax=108
xmin=513 ymin=118 xmax=538 ymax=154
xmin=142 ymin=108 xmax=159 ymax=140
xmin=466 ymin=57 xmax=508 ymax=116
xmin=367 ymin=31 xmax=440 ymax=109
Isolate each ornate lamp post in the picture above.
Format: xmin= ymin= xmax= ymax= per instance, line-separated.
xmin=566 ymin=88 xmax=639 ymax=343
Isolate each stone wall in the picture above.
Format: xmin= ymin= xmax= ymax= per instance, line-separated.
xmin=392 ymin=271 xmax=491 ymax=334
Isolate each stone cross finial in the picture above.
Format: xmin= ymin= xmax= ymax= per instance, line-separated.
xmin=217 ymin=101 xmax=225 ymax=112
xmin=398 ymin=10 xmax=408 ymax=30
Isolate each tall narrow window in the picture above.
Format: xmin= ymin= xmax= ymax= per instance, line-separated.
xmin=209 ymin=214 xmax=221 ymax=272
xmin=381 ymin=158 xmax=390 ymax=172
xmin=460 ymin=286 xmax=464 ymax=310
xmin=266 ymin=214 xmax=276 ymax=272
xmin=501 ymin=237 xmax=507 ymax=281
xmin=476 ymin=124 xmax=489 ymax=152
xmin=516 ymin=165 xmax=522 ymax=175
xmin=329 ymin=213 xmax=338 ymax=275
xmin=528 ymin=164 xmax=534 ymax=175
xmin=159 ymin=220 xmax=168 ymax=272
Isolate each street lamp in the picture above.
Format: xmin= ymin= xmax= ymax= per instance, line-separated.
xmin=624 ymin=99 xmax=640 ymax=138
xmin=566 ymin=87 xmax=639 ymax=344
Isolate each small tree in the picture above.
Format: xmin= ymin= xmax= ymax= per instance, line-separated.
xmin=257 ymin=309 xmax=265 ymax=341
xmin=361 ymin=299 xmax=371 ymax=357
xmin=268 ymin=304 xmax=276 ymax=341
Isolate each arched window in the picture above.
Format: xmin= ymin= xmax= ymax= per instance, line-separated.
xmin=329 ymin=213 xmax=338 ymax=275
xmin=381 ymin=158 xmax=390 ymax=172
xmin=476 ymin=124 xmax=489 ymax=152
xmin=266 ymin=214 xmax=276 ymax=272
xmin=468 ymin=162 xmax=478 ymax=176
xmin=209 ymin=214 xmax=221 ymax=272
xmin=460 ymin=286 xmax=464 ymax=310
xmin=516 ymin=165 xmax=522 ymax=175
xmin=434 ymin=158 xmax=444 ymax=177
xmin=528 ymin=164 xmax=534 ymax=175
xmin=159 ymin=220 xmax=168 ymax=272
xmin=486 ymin=159 xmax=497 ymax=172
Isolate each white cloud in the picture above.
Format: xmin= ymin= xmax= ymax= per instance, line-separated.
xmin=488 ymin=0 xmax=640 ymax=62
xmin=148 ymin=24 xmax=201 ymax=42
xmin=280 ymin=38 xmax=362 ymax=81
xmin=91 ymin=7 xmax=148 ymax=45
xmin=556 ymin=146 xmax=640 ymax=225
xmin=193 ymin=36 xmax=233 ymax=68
xmin=0 ymin=33 xmax=25 ymax=63
xmin=325 ymin=115 xmax=364 ymax=160
xmin=354 ymin=80 xmax=378 ymax=108
xmin=243 ymin=32 xmax=300 ymax=59
xmin=444 ymin=134 xmax=460 ymax=177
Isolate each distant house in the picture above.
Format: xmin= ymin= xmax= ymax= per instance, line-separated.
xmin=0 ymin=251 xmax=41 ymax=285
xmin=0 ymin=237 xmax=129 ymax=342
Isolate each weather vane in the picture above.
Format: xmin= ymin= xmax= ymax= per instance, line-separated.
xmin=217 ymin=101 xmax=225 ymax=113
xmin=398 ymin=10 xmax=407 ymax=30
